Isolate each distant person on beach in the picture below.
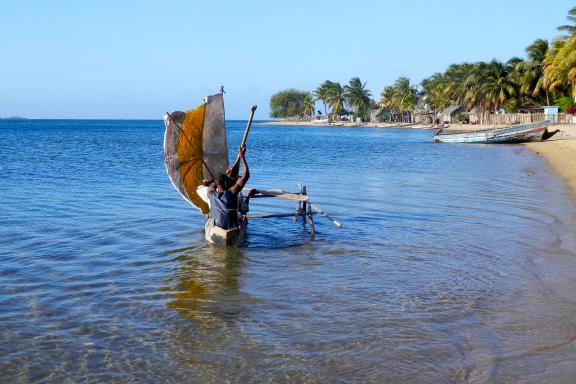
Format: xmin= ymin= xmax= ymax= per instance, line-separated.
xmin=206 ymin=145 xmax=250 ymax=230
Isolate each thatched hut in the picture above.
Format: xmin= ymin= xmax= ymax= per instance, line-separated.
xmin=440 ymin=105 xmax=465 ymax=123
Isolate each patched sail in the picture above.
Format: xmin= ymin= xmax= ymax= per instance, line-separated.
xmin=163 ymin=92 xmax=229 ymax=214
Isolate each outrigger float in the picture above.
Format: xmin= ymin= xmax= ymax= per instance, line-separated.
xmin=163 ymin=89 xmax=341 ymax=246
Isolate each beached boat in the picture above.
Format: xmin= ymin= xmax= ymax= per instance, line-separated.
xmin=163 ymin=90 xmax=341 ymax=246
xmin=432 ymin=120 xmax=558 ymax=143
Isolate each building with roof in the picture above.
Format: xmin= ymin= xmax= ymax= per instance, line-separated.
xmin=440 ymin=105 xmax=466 ymax=123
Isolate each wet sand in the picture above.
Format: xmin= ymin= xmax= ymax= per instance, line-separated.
xmin=524 ymin=124 xmax=576 ymax=199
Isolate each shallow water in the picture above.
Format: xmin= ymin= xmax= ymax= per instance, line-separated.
xmin=1 ymin=119 xmax=576 ymax=383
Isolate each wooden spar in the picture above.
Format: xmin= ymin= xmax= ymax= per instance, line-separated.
xmin=240 ymin=105 xmax=257 ymax=148
xmin=248 ymin=189 xmax=309 ymax=202
xmin=294 ymin=203 xmax=300 ymax=222
xmin=240 ymin=185 xmax=342 ymax=230
xmin=310 ymin=203 xmax=342 ymax=228
xmin=243 ymin=203 xmax=342 ymax=228
xmin=307 ymin=203 xmax=315 ymax=238
xmin=301 ymin=186 xmax=307 ymax=224
xmin=230 ymin=105 xmax=257 ymax=169
xmin=245 ymin=212 xmax=317 ymax=219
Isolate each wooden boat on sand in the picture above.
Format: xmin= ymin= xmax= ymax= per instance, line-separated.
xmin=163 ymin=90 xmax=341 ymax=246
xmin=433 ymin=120 xmax=558 ymax=143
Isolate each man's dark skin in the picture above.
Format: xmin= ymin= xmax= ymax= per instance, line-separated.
xmin=208 ymin=145 xmax=249 ymax=196
xmin=202 ymin=145 xmax=246 ymax=189
xmin=204 ymin=145 xmax=250 ymax=230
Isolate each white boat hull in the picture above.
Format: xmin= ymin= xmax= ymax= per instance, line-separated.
xmin=433 ymin=120 xmax=553 ymax=144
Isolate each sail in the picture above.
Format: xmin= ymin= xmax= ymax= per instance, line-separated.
xmin=163 ymin=93 xmax=229 ymax=214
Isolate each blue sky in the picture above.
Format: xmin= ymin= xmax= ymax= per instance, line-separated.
xmin=1 ymin=0 xmax=573 ymax=119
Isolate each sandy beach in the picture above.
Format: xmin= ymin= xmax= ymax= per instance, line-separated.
xmin=260 ymin=120 xmax=576 ymax=198
xmin=524 ymin=124 xmax=576 ymax=199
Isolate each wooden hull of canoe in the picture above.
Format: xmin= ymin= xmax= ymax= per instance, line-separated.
xmin=433 ymin=120 xmax=552 ymax=144
xmin=205 ymin=218 xmax=247 ymax=246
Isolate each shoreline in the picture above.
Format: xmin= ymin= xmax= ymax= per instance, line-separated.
xmin=257 ymin=120 xmax=438 ymax=129
xmin=259 ymin=120 xmax=576 ymax=200
xmin=523 ymin=124 xmax=576 ymax=200
xmin=444 ymin=123 xmax=576 ymax=200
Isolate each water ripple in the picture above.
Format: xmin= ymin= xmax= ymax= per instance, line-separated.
xmin=1 ymin=120 xmax=576 ymax=382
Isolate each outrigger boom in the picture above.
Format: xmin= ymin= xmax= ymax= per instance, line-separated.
xmin=243 ymin=187 xmax=343 ymax=233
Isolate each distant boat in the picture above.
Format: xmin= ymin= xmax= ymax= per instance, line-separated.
xmin=433 ymin=120 xmax=558 ymax=143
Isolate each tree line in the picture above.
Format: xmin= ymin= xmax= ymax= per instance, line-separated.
xmin=269 ymin=78 xmax=375 ymax=120
xmin=270 ymin=7 xmax=576 ymax=121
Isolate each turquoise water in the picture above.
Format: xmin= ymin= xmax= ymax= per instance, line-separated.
xmin=1 ymin=119 xmax=576 ymax=383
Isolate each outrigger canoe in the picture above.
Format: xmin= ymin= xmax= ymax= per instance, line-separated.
xmin=433 ymin=120 xmax=558 ymax=143
xmin=163 ymin=89 xmax=341 ymax=246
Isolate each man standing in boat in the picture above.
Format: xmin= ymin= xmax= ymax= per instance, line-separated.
xmin=207 ymin=145 xmax=250 ymax=230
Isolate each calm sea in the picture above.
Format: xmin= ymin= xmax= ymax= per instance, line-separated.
xmin=1 ymin=119 xmax=576 ymax=383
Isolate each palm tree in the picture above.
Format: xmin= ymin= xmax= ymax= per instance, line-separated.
xmin=476 ymin=60 xmax=518 ymax=112
xmin=391 ymin=76 xmax=418 ymax=112
xmin=379 ymin=77 xmax=419 ymax=122
xmin=558 ymin=6 xmax=576 ymax=35
xmin=421 ymin=73 xmax=449 ymax=112
xmin=543 ymin=35 xmax=576 ymax=100
xmin=314 ymin=80 xmax=333 ymax=117
xmin=504 ymin=57 xmax=524 ymax=111
xmin=301 ymin=93 xmax=315 ymax=119
xmin=344 ymin=77 xmax=372 ymax=119
xmin=443 ymin=63 xmax=468 ymax=105
xmin=516 ymin=39 xmax=549 ymax=104
xmin=379 ymin=85 xmax=396 ymax=108
xmin=325 ymin=82 xmax=346 ymax=116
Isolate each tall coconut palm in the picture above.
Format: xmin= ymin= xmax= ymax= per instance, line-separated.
xmin=503 ymin=57 xmax=524 ymax=111
xmin=543 ymin=34 xmax=576 ymax=100
xmin=443 ymin=63 xmax=473 ymax=105
xmin=464 ymin=64 xmax=487 ymax=109
xmin=344 ymin=77 xmax=372 ymax=119
xmin=421 ymin=73 xmax=449 ymax=112
xmin=379 ymin=85 xmax=396 ymax=108
xmin=314 ymin=80 xmax=333 ymax=117
xmin=558 ymin=6 xmax=576 ymax=35
xmin=301 ymin=93 xmax=315 ymax=119
xmin=516 ymin=39 xmax=550 ymax=104
xmin=391 ymin=76 xmax=418 ymax=112
xmin=476 ymin=60 xmax=518 ymax=112
xmin=325 ymin=82 xmax=346 ymax=116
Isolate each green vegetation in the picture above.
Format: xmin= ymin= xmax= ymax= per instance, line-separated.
xmin=555 ymin=96 xmax=574 ymax=111
xmin=422 ymin=59 xmax=520 ymax=113
xmin=270 ymin=78 xmax=372 ymax=121
xmin=344 ymin=77 xmax=372 ymax=120
xmin=269 ymin=6 xmax=576 ymax=121
xmin=269 ymin=89 xmax=314 ymax=118
xmin=418 ymin=7 xmax=576 ymax=115
xmin=380 ymin=77 xmax=418 ymax=112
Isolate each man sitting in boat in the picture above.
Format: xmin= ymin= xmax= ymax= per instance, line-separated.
xmin=207 ymin=145 xmax=250 ymax=230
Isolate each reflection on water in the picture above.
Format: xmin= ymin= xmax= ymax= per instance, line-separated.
xmin=164 ymin=244 xmax=244 ymax=322
xmin=162 ymin=244 xmax=248 ymax=372
xmin=1 ymin=120 xmax=576 ymax=383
